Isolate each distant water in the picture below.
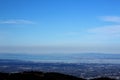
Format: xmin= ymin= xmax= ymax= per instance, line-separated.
xmin=0 ymin=53 xmax=120 ymax=64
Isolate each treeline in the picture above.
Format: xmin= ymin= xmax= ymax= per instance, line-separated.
xmin=0 ymin=71 xmax=116 ymax=80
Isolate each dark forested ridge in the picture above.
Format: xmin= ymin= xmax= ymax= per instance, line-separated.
xmin=0 ymin=71 xmax=116 ymax=80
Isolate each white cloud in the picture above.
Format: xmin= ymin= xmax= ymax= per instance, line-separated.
xmin=100 ymin=16 xmax=120 ymax=23
xmin=89 ymin=25 xmax=120 ymax=35
xmin=86 ymin=25 xmax=120 ymax=42
xmin=0 ymin=19 xmax=35 ymax=24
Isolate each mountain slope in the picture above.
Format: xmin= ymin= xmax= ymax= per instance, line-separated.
xmin=0 ymin=71 xmax=116 ymax=80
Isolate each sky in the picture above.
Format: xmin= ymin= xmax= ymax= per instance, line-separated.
xmin=0 ymin=0 xmax=120 ymax=54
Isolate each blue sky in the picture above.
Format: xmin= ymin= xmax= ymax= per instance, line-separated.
xmin=0 ymin=0 xmax=120 ymax=54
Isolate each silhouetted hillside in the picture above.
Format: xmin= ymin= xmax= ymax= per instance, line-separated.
xmin=91 ymin=77 xmax=116 ymax=80
xmin=0 ymin=71 xmax=116 ymax=80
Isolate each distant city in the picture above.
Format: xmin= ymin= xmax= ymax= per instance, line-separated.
xmin=0 ymin=53 xmax=120 ymax=80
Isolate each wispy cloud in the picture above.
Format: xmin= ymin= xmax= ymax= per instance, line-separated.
xmin=89 ymin=25 xmax=120 ymax=35
xmin=91 ymin=16 xmax=120 ymax=37
xmin=87 ymin=25 xmax=120 ymax=42
xmin=0 ymin=19 xmax=35 ymax=24
xmin=100 ymin=16 xmax=120 ymax=23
